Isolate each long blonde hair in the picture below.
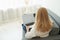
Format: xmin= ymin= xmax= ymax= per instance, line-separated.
xmin=35 ymin=7 xmax=52 ymax=32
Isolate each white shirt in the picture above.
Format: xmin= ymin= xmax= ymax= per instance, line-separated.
xmin=25 ymin=17 xmax=53 ymax=39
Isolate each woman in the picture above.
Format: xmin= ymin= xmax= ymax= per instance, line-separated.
xmin=25 ymin=7 xmax=53 ymax=38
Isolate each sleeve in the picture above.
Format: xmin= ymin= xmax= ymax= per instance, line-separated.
xmin=25 ymin=32 xmax=35 ymax=38
xmin=25 ymin=28 xmax=36 ymax=38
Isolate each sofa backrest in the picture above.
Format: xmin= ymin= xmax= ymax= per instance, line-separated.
xmin=48 ymin=9 xmax=60 ymax=27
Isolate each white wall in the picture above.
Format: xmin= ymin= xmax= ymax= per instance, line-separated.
xmin=40 ymin=0 xmax=60 ymax=17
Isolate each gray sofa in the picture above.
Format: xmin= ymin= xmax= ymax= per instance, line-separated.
xmin=22 ymin=9 xmax=60 ymax=40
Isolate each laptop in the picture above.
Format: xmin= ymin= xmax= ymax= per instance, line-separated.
xmin=22 ymin=13 xmax=35 ymax=26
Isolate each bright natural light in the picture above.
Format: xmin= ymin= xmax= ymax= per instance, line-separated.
xmin=0 ymin=0 xmax=25 ymax=10
xmin=0 ymin=0 xmax=44 ymax=10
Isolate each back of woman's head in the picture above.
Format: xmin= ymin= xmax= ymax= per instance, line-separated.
xmin=35 ymin=7 xmax=52 ymax=32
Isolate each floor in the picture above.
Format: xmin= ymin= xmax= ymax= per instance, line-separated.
xmin=0 ymin=21 xmax=23 ymax=40
xmin=0 ymin=20 xmax=60 ymax=40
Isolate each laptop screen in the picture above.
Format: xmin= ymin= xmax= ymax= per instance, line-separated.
xmin=22 ymin=13 xmax=35 ymax=26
